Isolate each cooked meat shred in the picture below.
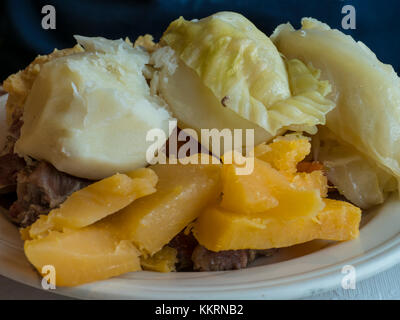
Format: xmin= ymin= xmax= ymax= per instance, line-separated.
xmin=191 ymin=246 xmax=275 ymax=271
xmin=169 ymin=231 xmax=199 ymax=270
xmin=327 ymin=189 xmax=351 ymax=202
xmin=0 ymin=153 xmax=25 ymax=187
xmin=8 ymin=161 xmax=91 ymax=227
xmin=297 ymin=160 xmax=325 ymax=173
xmin=7 ymin=117 xmax=23 ymax=140
xmin=192 ymin=245 xmax=253 ymax=271
xmin=169 ymin=230 xmax=277 ymax=272
xmin=9 ymin=201 xmax=49 ymax=227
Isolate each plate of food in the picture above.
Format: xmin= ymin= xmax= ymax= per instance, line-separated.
xmin=1 ymin=12 xmax=400 ymax=300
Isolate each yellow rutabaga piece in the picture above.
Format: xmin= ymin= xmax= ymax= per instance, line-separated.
xmin=24 ymin=227 xmax=141 ymax=287
xmin=193 ymin=199 xmax=361 ymax=251
xmin=291 ymin=171 xmax=328 ymax=198
xmin=220 ymin=137 xmax=327 ymax=217
xmin=141 ymin=246 xmax=178 ymax=273
xmin=253 ymin=134 xmax=327 ymax=196
xmin=220 ymin=161 xmax=279 ymax=214
xmin=220 ymin=156 xmax=324 ymax=219
xmin=254 ymin=134 xmax=311 ymax=174
xmin=100 ymin=159 xmax=222 ymax=255
xmin=194 ymin=135 xmax=358 ymax=252
xmin=221 ymin=157 xmax=328 ymax=215
xmin=28 ymin=168 xmax=158 ymax=239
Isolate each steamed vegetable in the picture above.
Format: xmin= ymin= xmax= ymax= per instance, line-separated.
xmin=253 ymin=133 xmax=311 ymax=175
xmin=24 ymin=227 xmax=141 ymax=287
xmin=193 ymin=136 xmax=361 ymax=251
xmin=156 ymin=12 xmax=334 ymax=148
xmin=27 ymin=168 xmax=158 ymax=239
xmin=272 ymin=18 xmax=400 ymax=192
xmin=14 ymin=36 xmax=174 ymax=180
xmin=254 ymin=134 xmax=328 ymax=197
xmin=193 ymin=199 xmax=361 ymax=251
xmin=99 ymin=158 xmax=222 ymax=255
xmin=315 ymin=127 xmax=396 ymax=209
xmin=162 ymin=12 xmax=291 ymax=128
xmin=140 ymin=246 xmax=178 ymax=272
xmin=153 ymin=53 xmax=274 ymax=148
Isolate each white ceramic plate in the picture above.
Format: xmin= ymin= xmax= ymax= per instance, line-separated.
xmin=1 ymin=94 xmax=400 ymax=299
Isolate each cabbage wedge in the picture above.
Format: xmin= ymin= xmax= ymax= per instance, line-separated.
xmin=314 ymin=127 xmax=396 ymax=209
xmin=272 ymin=18 xmax=400 ymax=189
xmin=157 ymin=12 xmax=334 ymax=146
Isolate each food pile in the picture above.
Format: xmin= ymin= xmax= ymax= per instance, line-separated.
xmin=1 ymin=12 xmax=400 ymax=287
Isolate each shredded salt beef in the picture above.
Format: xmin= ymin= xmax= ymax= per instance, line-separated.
xmin=168 ymin=231 xmax=199 ymax=270
xmin=191 ymin=246 xmax=255 ymax=271
xmin=0 ymin=116 xmax=25 ymax=188
xmin=8 ymin=161 xmax=91 ymax=227
xmin=169 ymin=231 xmax=277 ymax=271
xmin=0 ymin=153 xmax=25 ymax=187
xmin=0 ymin=104 xmax=92 ymax=227
xmin=192 ymin=246 xmax=276 ymax=271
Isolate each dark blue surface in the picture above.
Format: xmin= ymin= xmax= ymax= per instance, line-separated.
xmin=1 ymin=0 xmax=399 ymax=80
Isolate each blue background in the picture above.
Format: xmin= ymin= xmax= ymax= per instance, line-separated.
xmin=0 ymin=0 xmax=398 ymax=80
